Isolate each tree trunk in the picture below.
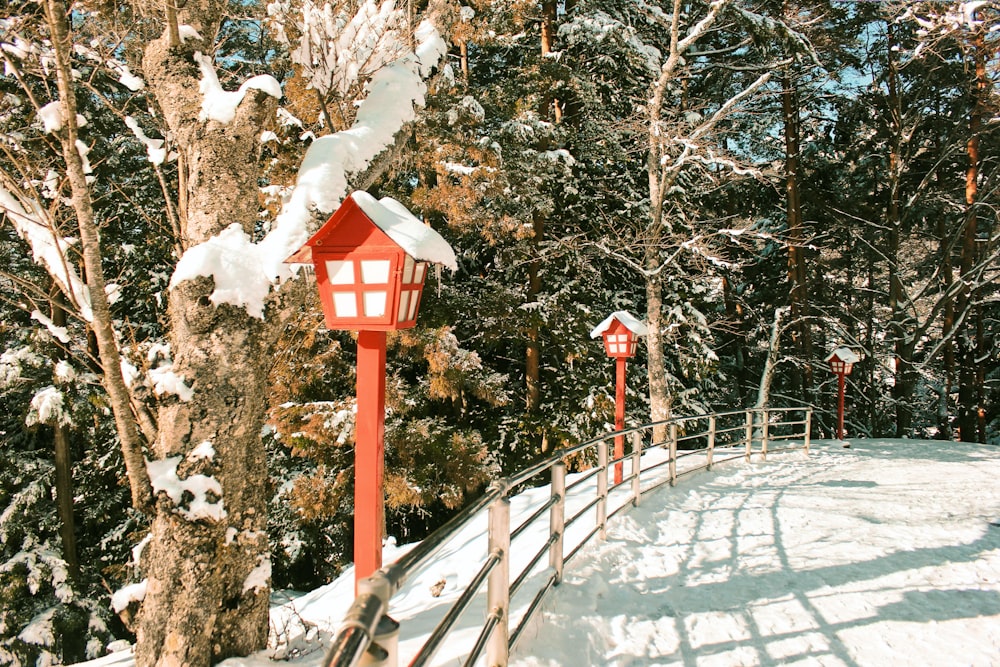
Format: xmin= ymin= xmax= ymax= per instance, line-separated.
xmin=956 ymin=25 xmax=986 ymax=442
xmin=132 ymin=23 xmax=277 ymax=666
xmin=885 ymin=23 xmax=914 ymax=437
xmin=526 ymin=213 xmax=543 ymax=417
xmin=42 ymin=0 xmax=154 ymax=513
xmin=755 ymin=307 xmax=789 ymax=409
xmin=645 ymin=273 xmax=670 ymax=438
xmin=527 ymin=3 xmax=559 ymax=445
xmin=939 ymin=212 xmax=956 ymax=440
xmin=722 ymin=275 xmax=747 ymax=404
xmin=50 ymin=286 xmax=79 ymax=582
xmin=781 ymin=72 xmax=812 ymax=397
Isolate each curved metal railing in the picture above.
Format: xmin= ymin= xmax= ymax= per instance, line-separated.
xmin=324 ymin=406 xmax=812 ymax=667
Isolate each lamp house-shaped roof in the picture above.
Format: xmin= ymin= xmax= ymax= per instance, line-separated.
xmin=825 ymin=347 xmax=860 ymax=376
xmin=285 ymin=191 xmax=456 ymax=331
xmin=591 ymin=311 xmax=648 ymax=358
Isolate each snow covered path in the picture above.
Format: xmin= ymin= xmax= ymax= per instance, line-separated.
xmin=510 ymin=440 xmax=1000 ymax=667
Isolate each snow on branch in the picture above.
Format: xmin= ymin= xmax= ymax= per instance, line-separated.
xmin=124 ymin=116 xmax=167 ymax=165
xmin=194 ymin=52 xmax=282 ymax=124
xmin=678 ymin=0 xmax=730 ymax=56
xmin=169 ymin=223 xmax=273 ymax=319
xmin=731 ymin=7 xmax=823 ymax=69
xmin=270 ymin=0 xmax=408 ymax=97
xmin=283 ymin=17 xmax=447 ymax=217
xmin=170 ymin=15 xmax=448 ymax=320
xmin=0 ymin=185 xmax=93 ymax=321
xmin=26 ymin=385 xmax=71 ymax=427
xmin=558 ymin=10 xmax=662 ymax=74
xmin=658 ymin=70 xmax=772 ymax=183
xmin=30 ymin=310 xmax=71 ymax=343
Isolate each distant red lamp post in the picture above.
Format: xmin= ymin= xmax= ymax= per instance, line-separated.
xmin=286 ymin=191 xmax=455 ymax=588
xmin=591 ymin=312 xmax=648 ymax=484
xmin=825 ymin=347 xmax=859 ymax=440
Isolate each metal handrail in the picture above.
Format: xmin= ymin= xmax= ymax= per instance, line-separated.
xmin=323 ymin=406 xmax=812 ymax=667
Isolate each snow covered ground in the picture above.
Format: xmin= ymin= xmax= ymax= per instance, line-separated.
xmin=511 ymin=439 xmax=1000 ymax=667
xmin=88 ymin=438 xmax=1000 ymax=667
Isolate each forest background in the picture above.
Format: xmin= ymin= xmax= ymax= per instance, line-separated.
xmin=0 ymin=0 xmax=997 ymax=665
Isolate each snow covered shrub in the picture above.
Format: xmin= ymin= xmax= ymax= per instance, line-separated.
xmin=0 ymin=459 xmax=116 ymax=665
xmin=0 ymin=331 xmax=135 ymax=662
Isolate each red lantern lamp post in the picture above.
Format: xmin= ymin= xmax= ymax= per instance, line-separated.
xmin=825 ymin=346 xmax=859 ymax=440
xmin=591 ymin=311 xmax=648 ymax=484
xmin=286 ymin=191 xmax=456 ymax=588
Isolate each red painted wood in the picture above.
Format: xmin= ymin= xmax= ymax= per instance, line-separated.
xmin=614 ymin=356 xmax=626 ymax=484
xmin=354 ymin=330 xmax=387 ymax=589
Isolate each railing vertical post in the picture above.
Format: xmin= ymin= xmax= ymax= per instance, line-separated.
xmin=669 ymin=423 xmax=678 ymax=485
xmin=707 ymin=416 xmax=716 ymax=471
xmin=761 ymin=410 xmax=769 ymax=461
xmin=631 ymin=431 xmax=642 ymax=507
xmin=804 ymin=408 xmax=812 ymax=454
xmin=486 ymin=497 xmax=510 ymax=667
xmin=745 ymin=411 xmax=754 ymax=462
xmin=597 ymin=439 xmax=608 ymax=541
xmin=549 ymin=462 xmax=566 ymax=585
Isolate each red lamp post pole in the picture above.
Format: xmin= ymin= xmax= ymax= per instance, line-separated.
xmin=355 ymin=329 xmax=387 ymax=589
xmin=614 ymin=356 xmax=626 ymax=484
xmin=836 ymin=371 xmax=846 ymax=440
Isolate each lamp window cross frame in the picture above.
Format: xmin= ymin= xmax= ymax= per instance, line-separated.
xmin=321 ymin=253 xmax=427 ymax=326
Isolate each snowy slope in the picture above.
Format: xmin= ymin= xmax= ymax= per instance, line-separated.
xmin=86 ymin=439 xmax=1000 ymax=667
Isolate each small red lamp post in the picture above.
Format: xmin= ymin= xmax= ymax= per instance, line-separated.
xmin=286 ymin=191 xmax=456 ymax=587
xmin=591 ymin=311 xmax=648 ymax=484
xmin=825 ymin=346 xmax=859 ymax=440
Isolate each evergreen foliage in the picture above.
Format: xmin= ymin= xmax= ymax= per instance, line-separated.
xmin=0 ymin=0 xmax=997 ymax=662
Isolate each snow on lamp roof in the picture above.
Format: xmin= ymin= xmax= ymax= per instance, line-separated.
xmin=350 ymin=191 xmax=457 ymax=271
xmin=285 ymin=191 xmax=457 ymax=271
xmin=590 ymin=311 xmax=649 ymax=339
xmin=825 ymin=346 xmax=861 ymax=364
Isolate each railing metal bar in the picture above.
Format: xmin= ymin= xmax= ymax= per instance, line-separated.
xmin=322 ymin=626 xmax=369 ymax=667
xmin=462 ymin=612 xmax=502 ymax=667
xmin=565 ymin=466 xmax=602 ymax=493
xmin=637 ymin=474 xmax=674 ymax=499
xmin=565 ymin=496 xmax=602 ymax=529
xmin=328 ymin=408 xmax=813 ymax=667
xmin=676 ymin=463 xmax=709 ymax=480
xmin=608 ymin=497 xmax=634 ymax=520
xmin=642 ymin=458 xmax=671 ymax=474
xmin=711 ymin=453 xmax=746 ymax=466
xmin=509 ymin=572 xmax=558 ymax=651
xmin=674 ymin=432 xmax=707 ymax=444
xmin=676 ymin=448 xmax=708 ymax=460
xmin=509 ymin=533 xmax=559 ymax=598
xmin=767 ymin=433 xmax=805 ymax=441
xmin=510 ymin=495 xmax=559 ymax=543
xmin=565 ymin=525 xmax=602 ymax=564
xmin=388 ymin=487 xmax=502 ymax=591
xmin=408 ymin=550 xmax=501 ymax=667
xmin=713 ymin=424 xmax=752 ymax=436
xmin=486 ymin=498 xmax=510 ymax=666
